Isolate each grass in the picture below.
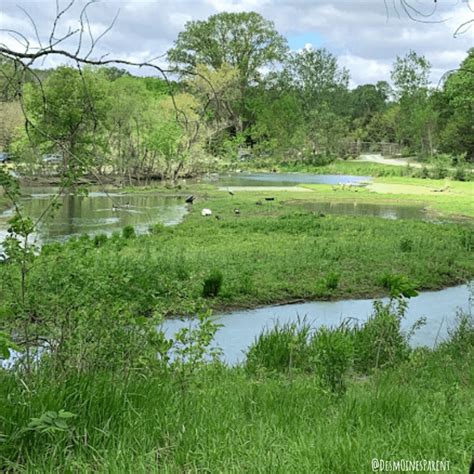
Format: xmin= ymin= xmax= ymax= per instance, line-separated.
xmin=1 ymin=172 xmax=473 ymax=472
xmin=1 ymin=328 xmax=473 ymax=472
xmin=0 ymin=185 xmax=472 ymax=318
xmin=229 ymin=158 xmax=473 ymax=182
xmin=300 ymin=176 xmax=474 ymax=218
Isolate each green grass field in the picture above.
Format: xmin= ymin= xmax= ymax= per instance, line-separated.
xmin=1 ymin=174 xmax=473 ymax=473
xmin=1 ymin=328 xmax=473 ymax=472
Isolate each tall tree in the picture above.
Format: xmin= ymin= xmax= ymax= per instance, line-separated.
xmin=284 ymin=47 xmax=349 ymax=113
xmin=22 ymin=66 xmax=110 ymax=175
xmin=168 ymin=12 xmax=288 ymax=88
xmin=391 ymin=51 xmax=436 ymax=155
xmin=437 ymin=48 xmax=474 ymax=161
xmin=168 ymin=12 xmax=287 ymax=134
xmin=391 ymin=50 xmax=430 ymax=99
xmin=280 ymin=47 xmax=350 ymax=156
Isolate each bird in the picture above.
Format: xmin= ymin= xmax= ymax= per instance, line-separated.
xmin=255 ymin=200 xmax=262 ymax=206
xmin=185 ymin=195 xmax=195 ymax=204
xmin=228 ymin=189 xmax=234 ymax=197
xmin=215 ymin=215 xmax=221 ymax=220
xmin=112 ymin=205 xmax=119 ymax=212
xmin=234 ymin=208 xmax=240 ymax=215
xmin=264 ymin=197 xmax=275 ymax=202
xmin=201 ymin=208 xmax=212 ymax=217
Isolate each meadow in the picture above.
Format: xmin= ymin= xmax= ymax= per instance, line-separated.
xmin=1 ymin=175 xmax=473 ymax=472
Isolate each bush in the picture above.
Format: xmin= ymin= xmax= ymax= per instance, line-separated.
xmin=122 ymin=225 xmax=136 ymax=239
xmin=149 ymin=223 xmax=166 ymax=235
xmin=430 ymin=164 xmax=448 ymax=180
xmin=93 ymin=233 xmax=108 ymax=248
xmin=246 ymin=320 xmax=312 ymax=374
xmin=399 ymin=237 xmax=413 ymax=253
xmin=325 ymin=271 xmax=340 ymax=290
xmin=352 ymin=300 xmax=410 ymax=374
xmin=445 ymin=310 xmax=474 ymax=355
xmin=379 ymin=273 xmax=418 ymax=298
xmin=309 ymin=325 xmax=353 ymax=393
xmin=202 ymin=269 xmax=223 ymax=298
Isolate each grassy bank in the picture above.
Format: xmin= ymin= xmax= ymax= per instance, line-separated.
xmin=1 ymin=312 xmax=473 ymax=472
xmin=1 ymin=185 xmax=472 ymax=318
xmin=1 ymin=176 xmax=474 ymax=472
xmin=301 ymin=177 xmax=474 ymax=218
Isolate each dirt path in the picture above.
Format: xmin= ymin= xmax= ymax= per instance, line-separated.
xmin=357 ymin=154 xmax=424 ymax=168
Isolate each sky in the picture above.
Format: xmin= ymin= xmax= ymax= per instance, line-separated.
xmin=0 ymin=0 xmax=472 ymax=87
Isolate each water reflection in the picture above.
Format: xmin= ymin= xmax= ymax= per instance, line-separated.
xmin=0 ymin=187 xmax=187 ymax=245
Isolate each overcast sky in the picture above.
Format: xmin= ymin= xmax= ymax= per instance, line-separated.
xmin=1 ymin=0 xmax=472 ymax=87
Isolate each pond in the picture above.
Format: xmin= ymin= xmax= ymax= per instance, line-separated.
xmin=0 ymin=187 xmax=187 ymax=246
xmin=205 ymin=172 xmax=372 ymax=187
xmin=164 ymin=283 xmax=472 ymax=366
xmin=207 ymin=172 xmax=430 ymax=220
xmin=297 ymin=201 xmax=427 ymax=220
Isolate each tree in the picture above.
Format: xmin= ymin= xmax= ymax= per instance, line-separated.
xmin=284 ymin=47 xmax=349 ymax=113
xmin=437 ymin=49 xmax=474 ymax=161
xmin=391 ymin=50 xmax=430 ymax=99
xmin=391 ymin=51 xmax=436 ymax=155
xmin=168 ymin=12 xmax=288 ymax=88
xmin=168 ymin=12 xmax=288 ymax=134
xmin=21 ymin=66 xmax=110 ymax=175
xmin=281 ymin=47 xmax=350 ymax=157
xmin=186 ymin=63 xmax=242 ymax=149
xmin=349 ymin=82 xmax=390 ymax=124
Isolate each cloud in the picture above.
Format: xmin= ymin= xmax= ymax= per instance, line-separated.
xmin=0 ymin=0 xmax=472 ymax=84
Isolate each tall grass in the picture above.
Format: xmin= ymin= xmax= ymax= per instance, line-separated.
xmin=1 ymin=310 xmax=473 ymax=472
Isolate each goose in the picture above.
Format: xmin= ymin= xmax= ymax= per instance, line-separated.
xmin=201 ymin=208 xmax=212 ymax=217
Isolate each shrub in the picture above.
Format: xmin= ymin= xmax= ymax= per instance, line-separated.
xmin=325 ymin=271 xmax=340 ymax=290
xmin=93 ymin=233 xmax=108 ymax=248
xmin=453 ymin=166 xmax=466 ymax=182
xmin=202 ymin=269 xmax=223 ymax=298
xmin=352 ymin=300 xmax=410 ymax=374
xmin=245 ymin=320 xmax=312 ymax=374
xmin=379 ymin=273 xmax=418 ymax=298
xmin=149 ymin=223 xmax=166 ymax=235
xmin=445 ymin=310 xmax=474 ymax=356
xmin=122 ymin=225 xmax=136 ymax=239
xmin=309 ymin=324 xmax=353 ymax=393
xmin=399 ymin=237 xmax=413 ymax=253
xmin=430 ymin=164 xmax=448 ymax=179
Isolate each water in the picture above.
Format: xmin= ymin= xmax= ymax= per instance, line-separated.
xmin=208 ymin=172 xmax=429 ymax=220
xmin=164 ymin=284 xmax=472 ymax=365
xmin=298 ymin=201 xmax=427 ymax=220
xmin=0 ymin=187 xmax=187 ymax=245
xmin=207 ymin=172 xmax=371 ymax=187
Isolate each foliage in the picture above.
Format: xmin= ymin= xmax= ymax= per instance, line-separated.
xmin=351 ymin=299 xmax=411 ymax=373
xmin=202 ymin=269 xmax=224 ymax=298
xmin=246 ymin=319 xmax=312 ymax=374
xmin=168 ymin=11 xmax=288 ymax=88
xmin=21 ymin=67 xmax=111 ymax=176
xmin=309 ymin=325 xmax=353 ymax=393
xmin=26 ymin=409 xmax=76 ymax=435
